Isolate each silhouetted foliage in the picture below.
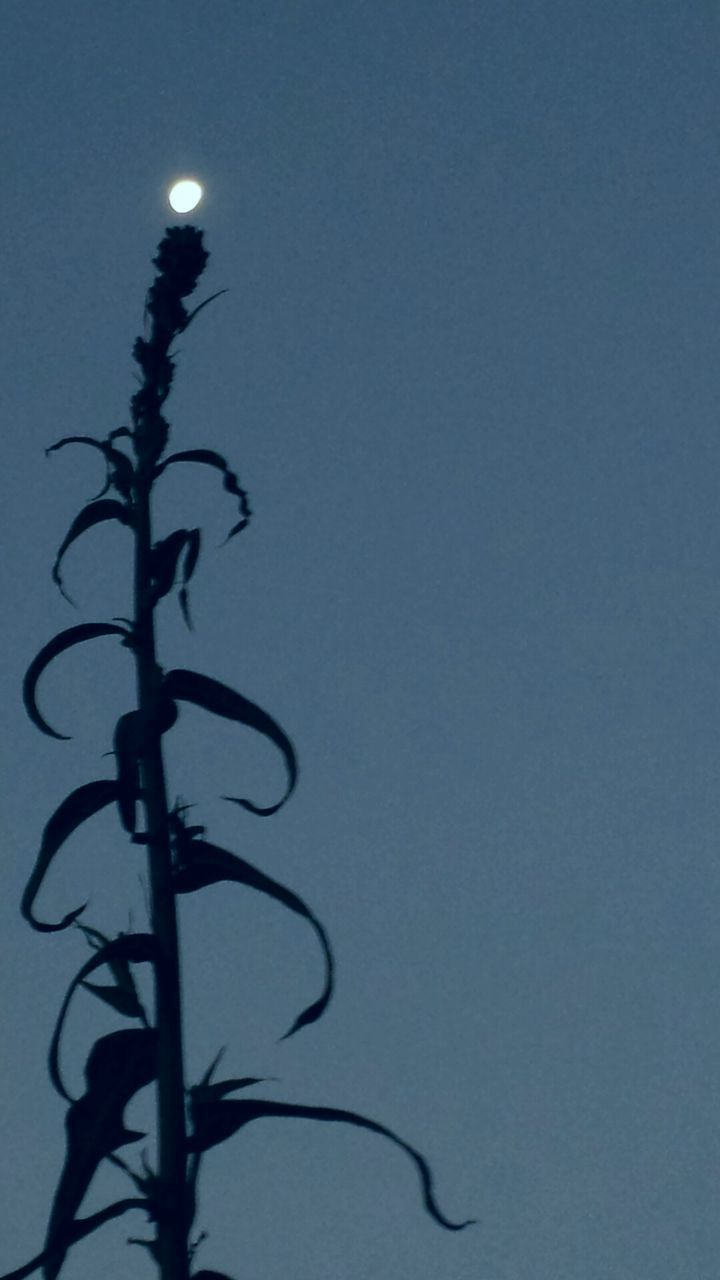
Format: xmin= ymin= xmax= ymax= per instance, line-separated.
xmin=4 ymin=228 xmax=473 ymax=1280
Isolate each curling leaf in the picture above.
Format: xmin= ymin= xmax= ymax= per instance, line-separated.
xmin=149 ymin=527 xmax=201 ymax=626
xmin=53 ymin=499 xmax=132 ymax=603
xmin=173 ymin=837 xmax=333 ymax=1037
xmin=164 ymin=668 xmax=297 ymax=815
xmin=47 ymin=435 xmax=135 ymax=501
xmin=0 ymin=1199 xmax=149 ymax=1280
xmin=24 ymin=623 xmax=130 ymax=739
xmin=49 ymin=934 xmax=157 ymax=1102
xmin=21 ymin=780 xmax=118 ymax=930
xmin=42 ymin=1028 xmax=157 ymax=1280
xmin=187 ymin=1098 xmax=475 ymax=1232
xmin=153 ymin=449 xmax=251 ymax=540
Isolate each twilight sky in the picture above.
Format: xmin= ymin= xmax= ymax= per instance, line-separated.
xmin=1 ymin=3 xmax=719 ymax=1278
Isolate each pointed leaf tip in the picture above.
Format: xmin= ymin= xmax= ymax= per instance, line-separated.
xmin=52 ymin=499 xmax=132 ymax=603
xmin=180 ymin=288 xmax=229 ymax=332
xmin=154 ymin=449 xmax=251 ymax=541
xmin=191 ymin=1076 xmax=270 ymax=1105
xmin=81 ymin=980 xmax=146 ymax=1019
xmin=22 ymin=780 xmax=118 ymax=931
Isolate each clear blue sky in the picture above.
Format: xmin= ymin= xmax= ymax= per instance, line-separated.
xmin=1 ymin=3 xmax=718 ymax=1277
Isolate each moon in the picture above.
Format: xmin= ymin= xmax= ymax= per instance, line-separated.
xmin=168 ymin=179 xmax=203 ymax=213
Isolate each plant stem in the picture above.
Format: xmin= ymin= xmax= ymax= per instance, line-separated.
xmin=133 ymin=467 xmax=190 ymax=1280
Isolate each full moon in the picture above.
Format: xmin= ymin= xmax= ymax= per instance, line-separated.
xmin=168 ymin=179 xmax=203 ymax=213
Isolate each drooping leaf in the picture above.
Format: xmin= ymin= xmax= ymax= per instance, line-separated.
xmin=153 ymin=449 xmax=251 ymax=540
xmin=43 ymin=1028 xmax=158 ymax=1280
xmin=164 ymin=669 xmax=297 ymax=815
xmin=47 ymin=435 xmax=135 ymax=501
xmin=193 ymin=1273 xmax=237 ymax=1280
xmin=186 ymin=1098 xmax=475 ymax=1232
xmin=49 ymin=934 xmax=158 ymax=1102
xmin=52 ymin=499 xmax=133 ymax=603
xmin=0 ymin=1198 xmax=149 ymax=1280
xmin=173 ymin=837 xmax=333 ymax=1037
xmin=21 ymin=780 xmax=118 ymax=930
xmin=150 ymin=529 xmax=191 ymax=602
xmin=149 ymin=527 xmax=202 ymax=626
xmin=23 ymin=624 xmax=130 ymax=739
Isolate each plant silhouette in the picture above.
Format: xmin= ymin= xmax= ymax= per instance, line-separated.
xmin=4 ymin=227 xmax=474 ymax=1280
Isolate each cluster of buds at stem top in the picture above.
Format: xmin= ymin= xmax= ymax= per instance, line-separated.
xmin=131 ymin=226 xmax=210 ymax=468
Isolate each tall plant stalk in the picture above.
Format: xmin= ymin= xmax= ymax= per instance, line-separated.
xmin=133 ymin=428 xmax=188 ymax=1277
xmin=4 ymin=227 xmax=473 ymax=1280
xmin=129 ymin=230 xmax=207 ymax=1280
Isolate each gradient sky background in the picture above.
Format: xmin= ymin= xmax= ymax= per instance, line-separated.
xmin=1 ymin=3 xmax=719 ymax=1278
